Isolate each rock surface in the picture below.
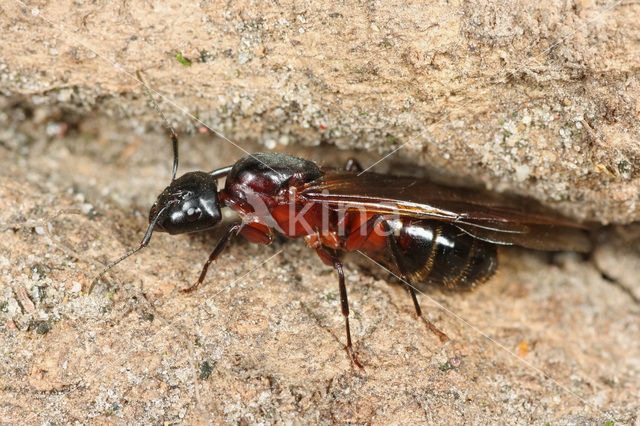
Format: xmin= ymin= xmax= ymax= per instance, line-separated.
xmin=1 ymin=0 xmax=639 ymax=423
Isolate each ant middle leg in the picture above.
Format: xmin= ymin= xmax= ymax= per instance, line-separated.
xmin=314 ymin=246 xmax=365 ymax=370
xmin=380 ymin=220 xmax=449 ymax=342
xmin=344 ymin=157 xmax=363 ymax=172
xmin=334 ymin=257 xmax=365 ymax=370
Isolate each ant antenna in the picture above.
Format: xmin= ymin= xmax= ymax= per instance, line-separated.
xmin=88 ymin=204 xmax=170 ymax=294
xmin=136 ymin=70 xmax=179 ymax=181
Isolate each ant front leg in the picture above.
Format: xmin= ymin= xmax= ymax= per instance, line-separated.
xmin=380 ymin=220 xmax=449 ymax=343
xmin=314 ymin=246 xmax=365 ymax=370
xmin=344 ymin=157 xmax=363 ymax=172
xmin=183 ymin=222 xmax=273 ymax=293
xmin=181 ymin=223 xmax=243 ymax=293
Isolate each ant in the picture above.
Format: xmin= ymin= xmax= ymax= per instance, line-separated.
xmin=92 ymin=73 xmax=589 ymax=369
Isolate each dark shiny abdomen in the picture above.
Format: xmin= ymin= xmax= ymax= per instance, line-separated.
xmin=377 ymin=219 xmax=497 ymax=289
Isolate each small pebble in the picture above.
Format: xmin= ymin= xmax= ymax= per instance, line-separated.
xmin=515 ymin=164 xmax=531 ymax=181
xmin=81 ymin=203 xmax=93 ymax=214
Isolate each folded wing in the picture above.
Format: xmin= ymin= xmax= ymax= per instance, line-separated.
xmin=302 ymin=171 xmax=590 ymax=252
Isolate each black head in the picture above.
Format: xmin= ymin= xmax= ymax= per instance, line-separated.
xmin=149 ymin=171 xmax=222 ymax=234
xmin=89 ymin=73 xmax=230 ymax=294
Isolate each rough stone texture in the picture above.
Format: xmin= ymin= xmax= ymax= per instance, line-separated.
xmin=1 ymin=0 xmax=639 ymax=424
xmin=2 ymin=0 xmax=640 ymax=223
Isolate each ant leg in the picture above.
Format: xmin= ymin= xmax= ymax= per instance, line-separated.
xmin=315 ymin=247 xmax=365 ymax=370
xmin=344 ymin=157 xmax=363 ymax=172
xmin=335 ymin=258 xmax=365 ymax=370
xmin=380 ymin=220 xmax=449 ymax=342
xmin=406 ymin=284 xmax=449 ymax=342
xmin=181 ymin=223 xmax=243 ymax=293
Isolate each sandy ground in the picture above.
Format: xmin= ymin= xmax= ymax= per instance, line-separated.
xmin=1 ymin=0 xmax=639 ymax=424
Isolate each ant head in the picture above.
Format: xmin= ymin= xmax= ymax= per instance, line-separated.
xmin=90 ymin=72 xmax=232 ymax=293
xmin=149 ymin=171 xmax=222 ymax=235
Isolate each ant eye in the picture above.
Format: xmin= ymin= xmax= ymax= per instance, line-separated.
xmin=186 ymin=207 xmax=201 ymax=222
xmin=174 ymin=190 xmax=191 ymax=201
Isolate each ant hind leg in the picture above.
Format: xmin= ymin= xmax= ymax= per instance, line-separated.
xmin=405 ymin=284 xmax=449 ymax=342
xmin=380 ymin=220 xmax=449 ymax=343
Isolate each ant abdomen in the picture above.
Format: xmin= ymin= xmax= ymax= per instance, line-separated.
xmin=374 ymin=219 xmax=498 ymax=289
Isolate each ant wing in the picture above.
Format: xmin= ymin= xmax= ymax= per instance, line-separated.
xmin=452 ymin=222 xmax=590 ymax=252
xmin=302 ymin=171 xmax=590 ymax=252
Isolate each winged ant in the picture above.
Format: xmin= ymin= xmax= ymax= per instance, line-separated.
xmin=92 ymin=73 xmax=589 ymax=369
